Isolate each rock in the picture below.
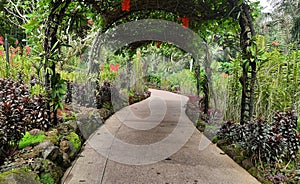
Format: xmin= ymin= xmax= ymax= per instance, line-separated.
xmin=242 ymin=158 xmax=254 ymax=170
xmin=44 ymin=129 xmax=59 ymax=145
xmin=29 ymin=129 xmax=44 ymax=136
xmin=0 ymin=168 xmax=40 ymax=184
xmin=65 ymin=120 xmax=78 ymax=133
xmin=57 ymin=123 xmax=74 ymax=136
xmin=77 ymin=117 xmax=102 ymax=139
xmin=60 ymin=141 xmax=70 ymax=152
xmin=33 ymin=141 xmax=59 ymax=161
xmin=42 ymin=145 xmax=59 ymax=161
xmin=34 ymin=141 xmax=53 ymax=152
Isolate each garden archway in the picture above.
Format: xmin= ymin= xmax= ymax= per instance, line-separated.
xmin=44 ymin=0 xmax=256 ymax=124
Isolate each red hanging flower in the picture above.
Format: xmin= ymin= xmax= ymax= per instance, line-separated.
xmin=179 ymin=16 xmax=189 ymax=28
xmin=122 ymin=0 xmax=130 ymax=11
xmin=110 ymin=63 xmax=120 ymax=72
xmin=156 ymin=41 xmax=161 ymax=48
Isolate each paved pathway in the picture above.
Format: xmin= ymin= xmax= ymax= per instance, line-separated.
xmin=62 ymin=89 xmax=259 ymax=184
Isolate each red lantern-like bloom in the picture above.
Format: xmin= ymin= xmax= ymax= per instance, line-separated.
xmin=110 ymin=64 xmax=120 ymax=72
xmin=122 ymin=0 xmax=130 ymax=11
xmin=179 ymin=16 xmax=189 ymax=28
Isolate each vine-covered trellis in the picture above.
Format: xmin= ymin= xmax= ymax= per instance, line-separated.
xmin=44 ymin=0 xmax=257 ymax=124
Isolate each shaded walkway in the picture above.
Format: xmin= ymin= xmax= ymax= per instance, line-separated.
xmin=62 ymin=89 xmax=259 ymax=184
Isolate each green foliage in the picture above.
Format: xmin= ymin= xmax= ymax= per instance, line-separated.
xmin=51 ymin=73 xmax=67 ymax=111
xmin=30 ymin=83 xmax=46 ymax=96
xmin=40 ymin=173 xmax=54 ymax=184
xmin=131 ymin=50 xmax=145 ymax=94
xmin=255 ymin=46 xmax=300 ymax=120
xmin=18 ymin=132 xmax=45 ymax=149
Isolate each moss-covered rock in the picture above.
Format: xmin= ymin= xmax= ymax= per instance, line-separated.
xmin=242 ymin=158 xmax=254 ymax=170
xmin=233 ymin=156 xmax=245 ymax=164
xmin=44 ymin=129 xmax=59 ymax=146
xmin=0 ymin=168 xmax=40 ymax=184
xmin=248 ymin=167 xmax=259 ymax=178
xmin=65 ymin=132 xmax=81 ymax=152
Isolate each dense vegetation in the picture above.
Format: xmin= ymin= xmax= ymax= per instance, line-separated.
xmin=0 ymin=0 xmax=299 ymax=183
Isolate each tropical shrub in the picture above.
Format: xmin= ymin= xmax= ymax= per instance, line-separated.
xmin=0 ymin=78 xmax=51 ymax=164
xmin=217 ymin=111 xmax=300 ymax=163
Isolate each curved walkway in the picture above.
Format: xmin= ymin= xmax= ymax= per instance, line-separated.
xmin=62 ymin=89 xmax=259 ymax=184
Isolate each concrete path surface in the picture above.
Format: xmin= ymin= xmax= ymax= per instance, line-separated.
xmin=62 ymin=89 xmax=259 ymax=184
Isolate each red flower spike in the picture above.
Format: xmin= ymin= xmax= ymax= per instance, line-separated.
xmin=122 ymin=0 xmax=130 ymax=11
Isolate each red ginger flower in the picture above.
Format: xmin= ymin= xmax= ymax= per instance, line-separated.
xmin=122 ymin=0 xmax=130 ymax=11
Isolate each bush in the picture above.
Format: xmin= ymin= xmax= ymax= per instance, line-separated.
xmin=217 ymin=111 xmax=300 ymax=163
xmin=0 ymin=78 xmax=51 ymax=164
